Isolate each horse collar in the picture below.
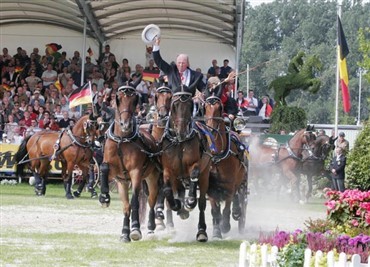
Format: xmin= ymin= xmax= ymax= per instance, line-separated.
xmin=107 ymin=121 xmax=138 ymax=143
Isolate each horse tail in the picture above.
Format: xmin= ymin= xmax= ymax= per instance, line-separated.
xmin=15 ymin=135 xmax=32 ymax=178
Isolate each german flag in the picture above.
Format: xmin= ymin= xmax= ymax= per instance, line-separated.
xmin=15 ymin=66 xmax=23 ymax=73
xmin=54 ymin=78 xmax=63 ymax=91
xmin=1 ymin=83 xmax=11 ymax=91
xmin=142 ymin=70 xmax=160 ymax=83
xmin=69 ymin=82 xmax=92 ymax=108
xmin=338 ymin=16 xmax=350 ymax=113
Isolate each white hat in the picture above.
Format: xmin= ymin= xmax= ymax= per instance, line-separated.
xmin=141 ymin=24 xmax=161 ymax=45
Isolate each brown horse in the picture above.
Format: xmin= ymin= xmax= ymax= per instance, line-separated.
xmin=159 ymin=84 xmax=211 ymax=242
xmin=98 ymin=84 xmax=160 ymax=242
xmin=301 ymin=134 xmax=334 ymax=202
xmin=15 ymin=114 xmax=98 ymax=199
xmin=144 ymin=85 xmax=176 ymax=230
xmin=249 ymin=126 xmax=316 ymax=202
xmin=204 ymin=95 xmax=248 ymax=238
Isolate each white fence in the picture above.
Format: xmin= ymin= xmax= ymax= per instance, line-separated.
xmin=239 ymin=241 xmax=370 ymax=267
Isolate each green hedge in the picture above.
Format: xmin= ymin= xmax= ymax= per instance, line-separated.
xmin=269 ymin=106 xmax=307 ymax=134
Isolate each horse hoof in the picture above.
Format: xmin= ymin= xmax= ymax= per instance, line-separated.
xmin=66 ymin=193 xmax=74 ymax=200
xmin=221 ymin=222 xmax=231 ymax=234
xmin=184 ymin=197 xmax=197 ymax=211
xmin=212 ymin=228 xmax=222 ymax=240
xmin=155 ymin=219 xmax=166 ymax=231
xmin=99 ymin=194 xmax=110 ymax=207
xmin=91 ymin=191 xmax=98 ymax=199
xmin=171 ymin=199 xmax=182 ymax=212
xmin=232 ymin=208 xmax=242 ymax=221
xmin=120 ymin=234 xmax=131 ymax=243
xmin=177 ymin=209 xmax=189 ymax=220
xmin=73 ymin=191 xmax=81 ymax=198
xmin=196 ymin=230 xmax=208 ymax=242
xmin=146 ymin=231 xmax=157 ymax=240
xmin=35 ymin=192 xmax=45 ymax=197
xmin=155 ymin=210 xmax=165 ymax=220
xmin=130 ymin=229 xmax=142 ymax=241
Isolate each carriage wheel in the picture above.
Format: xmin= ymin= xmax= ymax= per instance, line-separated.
xmin=71 ymin=166 xmax=84 ymax=191
xmin=238 ymin=174 xmax=249 ymax=234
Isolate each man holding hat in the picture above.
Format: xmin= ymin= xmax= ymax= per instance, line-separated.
xmin=336 ymin=131 xmax=349 ymax=155
xmin=152 ymin=37 xmax=205 ymax=94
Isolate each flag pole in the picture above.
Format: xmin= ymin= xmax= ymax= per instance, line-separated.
xmin=334 ymin=2 xmax=342 ymax=138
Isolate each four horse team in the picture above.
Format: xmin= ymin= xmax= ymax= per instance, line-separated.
xmin=14 ymin=76 xmax=330 ymax=243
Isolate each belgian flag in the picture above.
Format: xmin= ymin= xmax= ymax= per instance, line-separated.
xmin=337 ymin=16 xmax=350 ymax=113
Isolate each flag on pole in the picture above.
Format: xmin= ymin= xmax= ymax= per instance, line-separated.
xmin=142 ymin=70 xmax=160 ymax=83
xmin=337 ymin=16 xmax=351 ymax=113
xmin=69 ymin=82 xmax=93 ymax=108
xmin=54 ymin=78 xmax=63 ymax=91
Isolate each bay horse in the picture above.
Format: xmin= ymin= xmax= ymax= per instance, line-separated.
xmin=159 ymin=83 xmax=211 ymax=242
xmin=15 ymin=114 xmax=98 ymax=199
xmin=301 ymin=134 xmax=334 ymax=202
xmin=249 ymin=126 xmax=316 ymax=202
xmin=98 ymin=83 xmax=160 ymax=242
xmin=204 ymin=94 xmax=248 ymax=238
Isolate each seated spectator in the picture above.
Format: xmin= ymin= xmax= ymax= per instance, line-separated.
xmin=53 ymin=104 xmax=64 ymax=121
xmin=59 ymin=96 xmax=69 ymax=112
xmin=236 ymin=91 xmax=249 ymax=116
xmin=58 ymin=66 xmax=71 ymax=89
xmin=38 ymin=111 xmax=51 ymax=129
xmin=30 ymin=90 xmax=45 ymax=106
xmin=22 ymin=111 xmax=32 ymax=126
xmin=207 ymin=59 xmax=218 ymax=79
xmin=24 ymin=119 xmax=42 ymax=137
xmin=11 ymin=102 xmax=24 ymax=123
xmin=58 ymin=111 xmax=73 ymax=129
xmin=45 ymin=115 xmax=60 ymax=131
xmin=258 ymin=95 xmax=273 ymax=122
xmin=69 ymin=106 xmax=80 ymax=121
xmin=25 ymin=70 xmax=42 ymax=92
xmin=26 ymin=104 xmax=37 ymax=120
xmin=41 ymin=63 xmax=57 ymax=90
xmin=4 ymin=114 xmax=19 ymax=142
xmin=19 ymin=99 xmax=27 ymax=112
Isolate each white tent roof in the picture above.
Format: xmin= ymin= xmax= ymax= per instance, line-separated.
xmin=0 ymin=0 xmax=245 ymax=48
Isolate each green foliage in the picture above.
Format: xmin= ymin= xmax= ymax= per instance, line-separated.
xmin=358 ymin=27 xmax=370 ymax=84
xmin=269 ymin=51 xmax=322 ymax=106
xmin=242 ymin=0 xmax=370 ymax=123
xmin=304 ymin=218 xmax=335 ymax=233
xmin=270 ymin=105 xmax=307 ymax=133
xmin=346 ymin=120 xmax=370 ymax=190
xmin=277 ymin=242 xmax=307 ymax=267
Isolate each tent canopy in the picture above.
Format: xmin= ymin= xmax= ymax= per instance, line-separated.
xmin=0 ymin=0 xmax=245 ymax=48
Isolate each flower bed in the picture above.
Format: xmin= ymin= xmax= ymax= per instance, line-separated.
xmin=240 ymin=189 xmax=370 ymax=266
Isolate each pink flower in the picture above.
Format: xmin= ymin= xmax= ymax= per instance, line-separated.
xmin=352 ymin=219 xmax=359 ymax=227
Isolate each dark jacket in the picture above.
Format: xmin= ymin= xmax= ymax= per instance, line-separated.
xmin=330 ymin=154 xmax=346 ymax=180
xmin=153 ymin=50 xmax=205 ymax=94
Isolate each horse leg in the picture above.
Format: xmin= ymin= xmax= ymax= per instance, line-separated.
xmin=155 ymin=173 xmax=166 ymax=230
xmin=63 ymin=163 xmax=74 ymax=199
xmin=73 ymin=175 xmax=86 ymax=198
xmin=185 ymin=167 xmax=199 ymax=211
xmin=306 ymin=174 xmax=313 ymax=203
xmin=196 ymin=193 xmax=208 ymax=242
xmin=163 ymin=172 xmax=181 ymax=212
xmin=146 ymin=172 xmax=159 ymax=237
xmin=34 ymin=171 xmax=43 ymax=196
xmin=221 ymin=200 xmax=232 ymax=234
xmin=87 ymin=163 xmax=97 ymax=198
xmin=118 ymin=182 xmax=131 ymax=243
xmin=129 ymin=172 xmax=142 ymax=241
xmin=210 ymin=199 xmax=222 ymax=239
xmin=176 ymin=183 xmax=189 ymax=220
xmin=99 ymin=162 xmax=111 ymax=207
xmin=232 ymin=192 xmax=241 ymax=220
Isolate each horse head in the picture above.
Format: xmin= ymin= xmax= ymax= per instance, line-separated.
xmin=303 ymin=125 xmax=317 ymax=146
xmin=310 ymin=134 xmax=333 ymax=160
xmin=155 ymin=85 xmax=172 ymax=127
xmin=116 ymin=85 xmax=139 ymax=135
xmin=73 ymin=114 xmax=98 ymax=145
xmin=204 ymin=96 xmax=224 ymax=133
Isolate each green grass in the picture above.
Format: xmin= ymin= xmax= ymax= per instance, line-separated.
xmin=0 ymin=182 xmax=327 ymax=266
xmin=0 ymin=183 xmax=242 ymax=267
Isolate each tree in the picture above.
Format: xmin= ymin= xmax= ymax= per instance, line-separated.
xmin=346 ymin=120 xmax=370 ymax=190
xmin=268 ymin=51 xmax=322 ymax=106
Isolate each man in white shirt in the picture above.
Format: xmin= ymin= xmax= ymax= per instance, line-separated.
xmin=245 ymin=90 xmax=259 ymax=116
xmin=41 ymin=63 xmax=57 ymax=89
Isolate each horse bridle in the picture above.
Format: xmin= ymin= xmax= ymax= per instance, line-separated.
xmin=155 ymin=86 xmax=172 ymax=127
xmin=115 ymin=85 xmax=138 ymax=136
xmin=204 ymin=96 xmax=224 ymax=133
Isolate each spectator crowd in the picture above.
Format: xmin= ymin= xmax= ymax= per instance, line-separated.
xmin=0 ymin=44 xmax=273 ymax=144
